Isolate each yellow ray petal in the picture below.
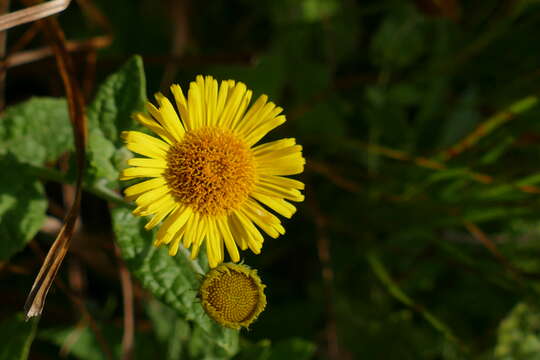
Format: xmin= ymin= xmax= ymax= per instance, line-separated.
xmin=122 ymin=131 xmax=170 ymax=158
xmin=170 ymin=84 xmax=190 ymax=130
xmin=215 ymin=80 xmax=231 ymax=122
xmin=167 ymin=224 xmax=188 ymax=255
xmin=244 ymin=115 xmax=286 ymax=146
xmin=205 ymin=76 xmax=219 ymax=126
xmin=134 ymin=185 xmax=170 ymax=208
xmin=216 ymin=217 xmax=240 ymax=262
xmin=254 ymin=180 xmax=304 ymax=202
xmin=219 ymin=82 xmax=247 ymax=128
xmin=127 ymin=158 xmax=167 ymax=169
xmin=156 ymin=218 xmax=187 ymax=247
xmin=182 ymin=211 xmax=200 ymax=249
xmin=168 ymin=239 xmax=180 ymax=256
xmin=206 ymin=217 xmax=223 ymax=266
xmin=195 ymin=75 xmax=207 ymax=126
xmin=155 ymin=93 xmax=186 ymax=140
xmin=189 ymin=215 xmax=207 ymax=261
xmin=145 ymin=203 xmax=178 ymax=230
xmin=234 ymin=94 xmax=268 ymax=134
xmin=134 ymin=193 xmax=175 ymax=216
xmin=238 ymin=101 xmax=278 ymax=137
xmin=258 ymin=174 xmax=305 ymax=190
xmin=122 ymin=130 xmax=170 ymax=152
xmin=256 ymin=154 xmax=306 ymax=176
xmin=124 ymin=142 xmax=162 ymax=160
xmin=239 ymin=207 xmax=279 ymax=239
xmin=156 ymin=205 xmax=193 ymax=241
xmin=255 ymin=145 xmax=303 ymax=164
xmin=251 ymin=193 xmax=297 ymax=218
xmin=205 ymin=245 xmax=218 ymax=269
xmin=242 ymin=198 xmax=285 ymax=238
xmin=188 ymin=82 xmax=204 ymax=129
xmin=124 ymin=178 xmax=167 ymax=201
xmin=252 ymin=138 xmax=296 ymax=156
xmin=227 ymin=214 xmax=248 ymax=251
xmin=231 ymin=211 xmax=264 ymax=254
xmin=133 ymin=112 xmax=175 ymax=145
xmin=228 ymin=89 xmax=252 ymax=130
xmin=120 ymin=167 xmax=164 ymax=180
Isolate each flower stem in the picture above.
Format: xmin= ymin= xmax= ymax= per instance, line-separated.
xmin=366 ymin=252 xmax=470 ymax=354
xmin=25 ymin=163 xmax=130 ymax=207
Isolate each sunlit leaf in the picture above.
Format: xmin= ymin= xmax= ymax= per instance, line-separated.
xmin=0 ymin=97 xmax=72 ymax=165
xmin=495 ymin=302 xmax=540 ymax=360
xmin=0 ymin=155 xmax=46 ymax=260
xmin=86 ymin=55 xmax=146 ymax=189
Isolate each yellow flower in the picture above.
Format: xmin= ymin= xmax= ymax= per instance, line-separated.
xmin=120 ymin=75 xmax=305 ymax=268
xmin=199 ymin=263 xmax=266 ymax=329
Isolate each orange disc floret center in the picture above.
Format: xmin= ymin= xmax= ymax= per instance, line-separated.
xmin=202 ymin=267 xmax=263 ymax=325
xmin=164 ymin=127 xmax=256 ymax=216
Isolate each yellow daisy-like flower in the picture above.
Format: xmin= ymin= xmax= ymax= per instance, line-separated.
xmin=120 ymin=75 xmax=305 ymax=268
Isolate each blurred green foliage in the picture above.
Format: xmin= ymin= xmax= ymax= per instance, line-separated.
xmin=3 ymin=0 xmax=540 ymax=359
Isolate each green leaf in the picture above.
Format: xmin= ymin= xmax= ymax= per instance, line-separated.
xmin=0 ymin=154 xmax=47 ymax=260
xmin=86 ymin=55 xmax=146 ymax=189
xmin=146 ymin=298 xmax=191 ymax=360
xmin=387 ymin=82 xmax=423 ymax=107
xmin=0 ymin=313 xmax=38 ymax=360
xmin=112 ymin=207 xmax=239 ymax=359
xmin=370 ymin=6 xmax=425 ymax=69
xmin=40 ymin=327 xmax=110 ymax=360
xmin=234 ymin=338 xmax=315 ymax=360
xmin=87 ymin=55 xmax=146 ymax=145
xmin=480 ymin=136 xmax=515 ymax=165
xmin=86 ymin=127 xmax=118 ymax=184
xmin=495 ymin=302 xmax=540 ymax=360
xmin=234 ymin=340 xmax=272 ymax=360
xmin=189 ymin=323 xmax=240 ymax=360
xmin=438 ymin=89 xmax=480 ymax=148
xmin=462 ymin=206 xmax=532 ymax=224
xmin=295 ymin=98 xmax=346 ymax=138
xmin=40 ymin=324 xmax=161 ymax=360
xmin=146 ymin=298 xmax=242 ymax=360
xmin=301 ymin=0 xmax=339 ymax=22
xmin=0 ymin=97 xmax=72 ymax=166
xmin=267 ymin=338 xmax=316 ymax=360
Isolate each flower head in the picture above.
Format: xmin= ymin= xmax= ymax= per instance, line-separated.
xmin=199 ymin=263 xmax=266 ymax=329
xmin=121 ymin=75 xmax=305 ymax=267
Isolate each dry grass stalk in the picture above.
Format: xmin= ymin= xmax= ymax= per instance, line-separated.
xmin=0 ymin=0 xmax=71 ymax=32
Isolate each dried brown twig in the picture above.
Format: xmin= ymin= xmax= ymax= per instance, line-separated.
xmin=24 ymin=1 xmax=87 ymax=319
xmin=0 ymin=0 xmax=71 ymax=31
xmin=464 ymin=221 xmax=540 ymax=281
xmin=1 ymin=35 xmax=111 ymax=69
xmin=307 ymin=160 xmax=361 ymax=193
xmin=115 ymin=244 xmax=134 ymax=360
xmin=0 ymin=0 xmax=10 ymax=110
xmin=306 ymin=187 xmax=343 ymax=360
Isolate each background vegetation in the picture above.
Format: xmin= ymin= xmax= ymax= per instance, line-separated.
xmin=2 ymin=0 xmax=540 ymax=359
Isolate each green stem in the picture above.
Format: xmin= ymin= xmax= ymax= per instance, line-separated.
xmin=366 ymin=252 xmax=470 ymax=354
xmin=179 ymin=247 xmax=205 ymax=276
xmin=27 ymin=164 xmax=66 ymax=183
xmin=90 ymin=179 xmax=131 ymax=207
xmin=26 ymin=163 xmax=130 ymax=207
